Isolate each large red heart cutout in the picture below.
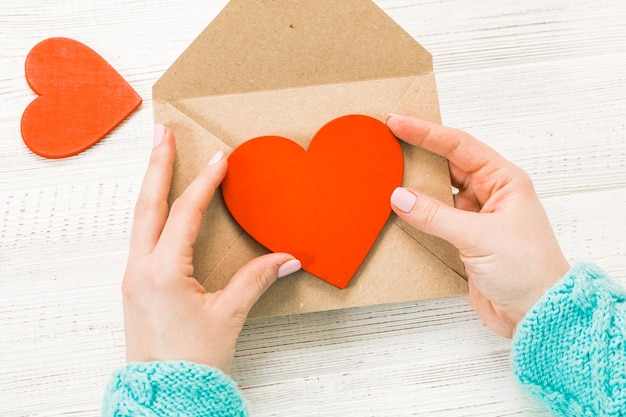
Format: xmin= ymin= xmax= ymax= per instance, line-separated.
xmin=222 ymin=115 xmax=404 ymax=289
xmin=21 ymin=37 xmax=142 ymax=159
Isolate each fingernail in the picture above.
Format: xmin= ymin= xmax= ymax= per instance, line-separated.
xmin=277 ymin=259 xmax=301 ymax=278
xmin=386 ymin=113 xmax=400 ymax=123
xmin=391 ymin=187 xmax=417 ymax=213
xmin=208 ymin=150 xmax=224 ymax=166
xmin=153 ymin=124 xmax=166 ymax=148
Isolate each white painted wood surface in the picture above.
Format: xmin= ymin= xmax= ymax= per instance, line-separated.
xmin=1 ymin=0 xmax=625 ymax=415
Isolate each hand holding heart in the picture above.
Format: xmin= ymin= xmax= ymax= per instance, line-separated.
xmin=122 ymin=125 xmax=300 ymax=372
xmin=387 ymin=115 xmax=570 ymax=338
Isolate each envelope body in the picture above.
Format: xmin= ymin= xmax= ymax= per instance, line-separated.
xmin=153 ymin=0 xmax=466 ymax=318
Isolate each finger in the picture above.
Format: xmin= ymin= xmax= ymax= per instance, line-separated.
xmin=390 ymin=186 xmax=480 ymax=250
xmin=387 ymin=114 xmax=506 ymax=175
xmin=216 ymin=253 xmax=301 ymax=319
xmin=129 ymin=125 xmax=175 ymax=259
xmin=156 ymin=151 xmax=227 ymax=256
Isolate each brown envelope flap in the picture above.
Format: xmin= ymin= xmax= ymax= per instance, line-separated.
xmin=153 ymin=0 xmax=432 ymax=102
xmin=170 ymin=77 xmax=418 ymax=150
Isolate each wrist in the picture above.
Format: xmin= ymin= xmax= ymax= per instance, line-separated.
xmin=511 ymin=258 xmax=571 ymax=335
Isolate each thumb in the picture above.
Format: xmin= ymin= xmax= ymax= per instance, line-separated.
xmin=390 ymin=187 xmax=478 ymax=249
xmin=219 ymin=253 xmax=301 ymax=318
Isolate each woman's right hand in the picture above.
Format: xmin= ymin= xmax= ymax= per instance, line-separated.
xmin=387 ymin=115 xmax=570 ymax=338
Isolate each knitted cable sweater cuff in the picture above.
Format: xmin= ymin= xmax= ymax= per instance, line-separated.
xmin=512 ymin=262 xmax=626 ymax=416
xmin=102 ymin=361 xmax=248 ymax=417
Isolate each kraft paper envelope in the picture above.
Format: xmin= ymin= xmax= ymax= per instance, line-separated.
xmin=153 ymin=0 xmax=467 ymax=318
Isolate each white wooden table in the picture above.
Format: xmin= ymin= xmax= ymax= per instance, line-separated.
xmin=2 ymin=1 xmax=625 ymax=415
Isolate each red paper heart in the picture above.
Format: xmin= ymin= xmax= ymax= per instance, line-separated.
xmin=21 ymin=37 xmax=141 ymax=159
xmin=222 ymin=115 xmax=404 ymax=289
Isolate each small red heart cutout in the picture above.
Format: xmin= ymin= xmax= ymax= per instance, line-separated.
xmin=21 ymin=37 xmax=142 ymax=159
xmin=222 ymin=115 xmax=404 ymax=289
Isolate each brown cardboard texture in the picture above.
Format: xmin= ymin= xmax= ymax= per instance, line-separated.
xmin=153 ymin=0 xmax=467 ymax=318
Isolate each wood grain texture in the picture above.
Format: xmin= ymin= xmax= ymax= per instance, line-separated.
xmin=1 ymin=0 xmax=625 ymax=415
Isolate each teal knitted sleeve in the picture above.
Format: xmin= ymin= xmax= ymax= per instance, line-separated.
xmin=101 ymin=361 xmax=248 ymax=417
xmin=512 ymin=262 xmax=626 ymax=416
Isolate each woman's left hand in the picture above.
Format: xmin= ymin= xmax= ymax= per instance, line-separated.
xmin=121 ymin=125 xmax=300 ymax=373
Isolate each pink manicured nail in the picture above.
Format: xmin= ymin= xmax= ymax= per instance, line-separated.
xmin=153 ymin=124 xmax=165 ymax=148
xmin=391 ymin=187 xmax=417 ymax=213
xmin=208 ymin=150 xmax=224 ymax=166
xmin=277 ymin=259 xmax=302 ymax=278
